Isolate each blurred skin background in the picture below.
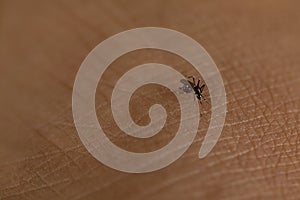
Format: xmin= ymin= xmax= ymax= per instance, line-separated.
xmin=0 ymin=0 xmax=299 ymax=199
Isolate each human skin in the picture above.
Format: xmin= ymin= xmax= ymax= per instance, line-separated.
xmin=0 ymin=0 xmax=299 ymax=199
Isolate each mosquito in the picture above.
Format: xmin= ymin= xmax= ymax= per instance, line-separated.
xmin=179 ymin=76 xmax=207 ymax=103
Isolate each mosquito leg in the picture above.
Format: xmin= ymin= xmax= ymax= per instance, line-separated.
xmin=188 ymin=76 xmax=196 ymax=85
xmin=200 ymin=84 xmax=205 ymax=92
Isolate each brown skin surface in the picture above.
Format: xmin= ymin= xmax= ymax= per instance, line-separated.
xmin=0 ymin=0 xmax=299 ymax=199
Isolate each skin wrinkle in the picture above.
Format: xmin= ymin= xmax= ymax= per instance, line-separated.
xmin=223 ymin=77 xmax=264 ymax=167
xmin=209 ymin=47 xmax=298 ymax=192
xmin=128 ymin=110 xmax=298 ymax=198
xmin=206 ymin=135 xmax=275 ymax=168
xmin=0 ymin=145 xmax=82 ymax=168
xmin=2 ymin=147 xmax=123 ymax=199
xmin=71 ymin=175 xmax=126 ymax=200
xmin=3 ymin=160 xmax=116 ymax=200
xmin=1 ymin=118 xmax=84 ymax=198
xmin=137 ymin=130 xmax=296 ymax=196
xmin=24 ymin=169 xmax=63 ymax=199
xmin=267 ymin=109 xmax=297 ymax=170
xmin=21 ymin=154 xmax=78 ymax=191
xmin=87 ymin=155 xmax=298 ymax=200
xmin=133 ymin=149 xmax=298 ymax=200
xmin=30 ymin=128 xmax=82 ymax=171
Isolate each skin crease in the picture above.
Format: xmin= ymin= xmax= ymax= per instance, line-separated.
xmin=0 ymin=0 xmax=299 ymax=199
